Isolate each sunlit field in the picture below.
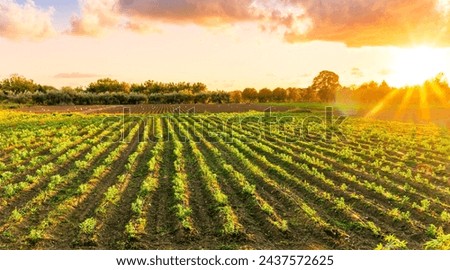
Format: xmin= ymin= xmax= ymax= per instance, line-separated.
xmin=0 ymin=108 xmax=448 ymax=250
xmin=2 ymin=0 xmax=450 ymax=255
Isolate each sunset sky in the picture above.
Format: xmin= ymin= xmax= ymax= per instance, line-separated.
xmin=2 ymin=0 xmax=450 ymax=90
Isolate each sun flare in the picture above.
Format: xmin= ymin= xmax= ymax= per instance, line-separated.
xmin=388 ymin=46 xmax=448 ymax=87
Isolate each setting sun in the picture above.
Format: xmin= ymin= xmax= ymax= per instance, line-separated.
xmin=388 ymin=46 xmax=448 ymax=87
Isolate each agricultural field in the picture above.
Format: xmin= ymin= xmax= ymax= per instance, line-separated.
xmin=14 ymin=104 xmax=292 ymax=114
xmin=0 ymin=107 xmax=449 ymax=250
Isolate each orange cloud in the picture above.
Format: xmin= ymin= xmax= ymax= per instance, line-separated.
xmin=114 ymin=0 xmax=312 ymax=46
xmin=118 ymin=0 xmax=311 ymax=33
xmin=116 ymin=0 xmax=450 ymax=47
xmin=123 ymin=21 xmax=160 ymax=33
xmin=119 ymin=0 xmax=253 ymax=25
xmin=286 ymin=0 xmax=450 ymax=47
xmin=0 ymin=0 xmax=55 ymax=40
xmin=68 ymin=0 xmax=450 ymax=47
xmin=351 ymin=68 xmax=364 ymax=78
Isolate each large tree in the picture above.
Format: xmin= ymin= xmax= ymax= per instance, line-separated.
xmin=87 ymin=78 xmax=130 ymax=93
xmin=312 ymin=71 xmax=341 ymax=102
xmin=242 ymin=88 xmax=258 ymax=103
xmin=286 ymin=87 xmax=302 ymax=102
xmin=258 ymin=88 xmax=272 ymax=103
xmin=303 ymin=87 xmax=317 ymax=102
xmin=191 ymin=82 xmax=207 ymax=94
xmin=272 ymin=88 xmax=288 ymax=102
xmin=1 ymin=74 xmax=39 ymax=94
xmin=229 ymin=90 xmax=242 ymax=103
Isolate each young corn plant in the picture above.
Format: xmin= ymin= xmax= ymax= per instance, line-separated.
xmin=126 ymin=119 xmax=164 ymax=240
xmin=168 ymin=121 xmax=194 ymax=232
xmin=424 ymin=232 xmax=450 ymax=250
xmin=185 ymin=118 xmax=288 ymax=232
xmin=375 ymin=235 xmax=408 ymax=250
xmin=176 ymin=118 xmax=242 ymax=236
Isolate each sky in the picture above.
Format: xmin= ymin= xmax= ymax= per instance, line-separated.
xmin=2 ymin=0 xmax=450 ymax=90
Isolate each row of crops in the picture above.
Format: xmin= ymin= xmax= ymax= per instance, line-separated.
xmin=0 ymin=111 xmax=449 ymax=249
xmin=16 ymin=104 xmax=291 ymax=115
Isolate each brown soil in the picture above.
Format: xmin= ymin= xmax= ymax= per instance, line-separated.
xmin=15 ymin=104 xmax=291 ymax=114
xmin=137 ymin=129 xmax=179 ymax=249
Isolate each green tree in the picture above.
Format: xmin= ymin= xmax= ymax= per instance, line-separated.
xmin=354 ymin=81 xmax=389 ymax=104
xmin=286 ymin=87 xmax=302 ymax=102
xmin=37 ymin=85 xmax=57 ymax=93
xmin=143 ymin=80 xmax=164 ymax=94
xmin=258 ymin=88 xmax=272 ymax=103
xmin=130 ymin=83 xmax=146 ymax=93
xmin=272 ymin=88 xmax=287 ymax=102
xmin=87 ymin=78 xmax=130 ymax=93
xmin=242 ymin=88 xmax=258 ymax=103
xmin=303 ymin=87 xmax=317 ymax=102
xmin=191 ymin=82 xmax=207 ymax=94
xmin=1 ymin=74 xmax=38 ymax=94
xmin=311 ymin=71 xmax=341 ymax=102
xmin=229 ymin=90 xmax=242 ymax=103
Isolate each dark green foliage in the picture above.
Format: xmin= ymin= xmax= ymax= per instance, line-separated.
xmin=0 ymin=90 xmax=231 ymax=105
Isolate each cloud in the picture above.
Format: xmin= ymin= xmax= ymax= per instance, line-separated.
xmin=70 ymin=0 xmax=120 ymax=36
xmin=68 ymin=0 xmax=255 ymax=36
xmin=299 ymin=73 xmax=311 ymax=78
xmin=0 ymin=0 xmax=56 ymax=40
xmin=118 ymin=0 xmax=253 ymax=25
xmin=69 ymin=0 xmax=161 ymax=35
xmin=285 ymin=0 xmax=450 ymax=47
xmin=351 ymin=68 xmax=364 ymax=78
xmin=54 ymin=72 xmax=101 ymax=79
xmin=123 ymin=21 xmax=160 ymax=33
xmin=117 ymin=0 xmax=311 ymax=32
xmin=71 ymin=0 xmax=450 ymax=47
xmin=379 ymin=69 xmax=392 ymax=76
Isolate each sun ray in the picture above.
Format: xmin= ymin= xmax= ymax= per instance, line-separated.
xmin=394 ymin=88 xmax=414 ymax=121
xmin=428 ymin=80 xmax=448 ymax=104
xmin=419 ymin=86 xmax=431 ymax=121
xmin=365 ymin=90 xmax=400 ymax=118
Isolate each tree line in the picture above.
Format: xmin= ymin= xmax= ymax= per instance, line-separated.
xmin=0 ymin=76 xmax=225 ymax=105
xmin=337 ymin=73 xmax=450 ymax=106
xmin=1 ymin=71 xmax=449 ymax=106
xmin=0 ymin=71 xmax=340 ymax=105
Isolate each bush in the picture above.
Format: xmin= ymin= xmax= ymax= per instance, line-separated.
xmin=1 ymin=89 xmax=231 ymax=106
